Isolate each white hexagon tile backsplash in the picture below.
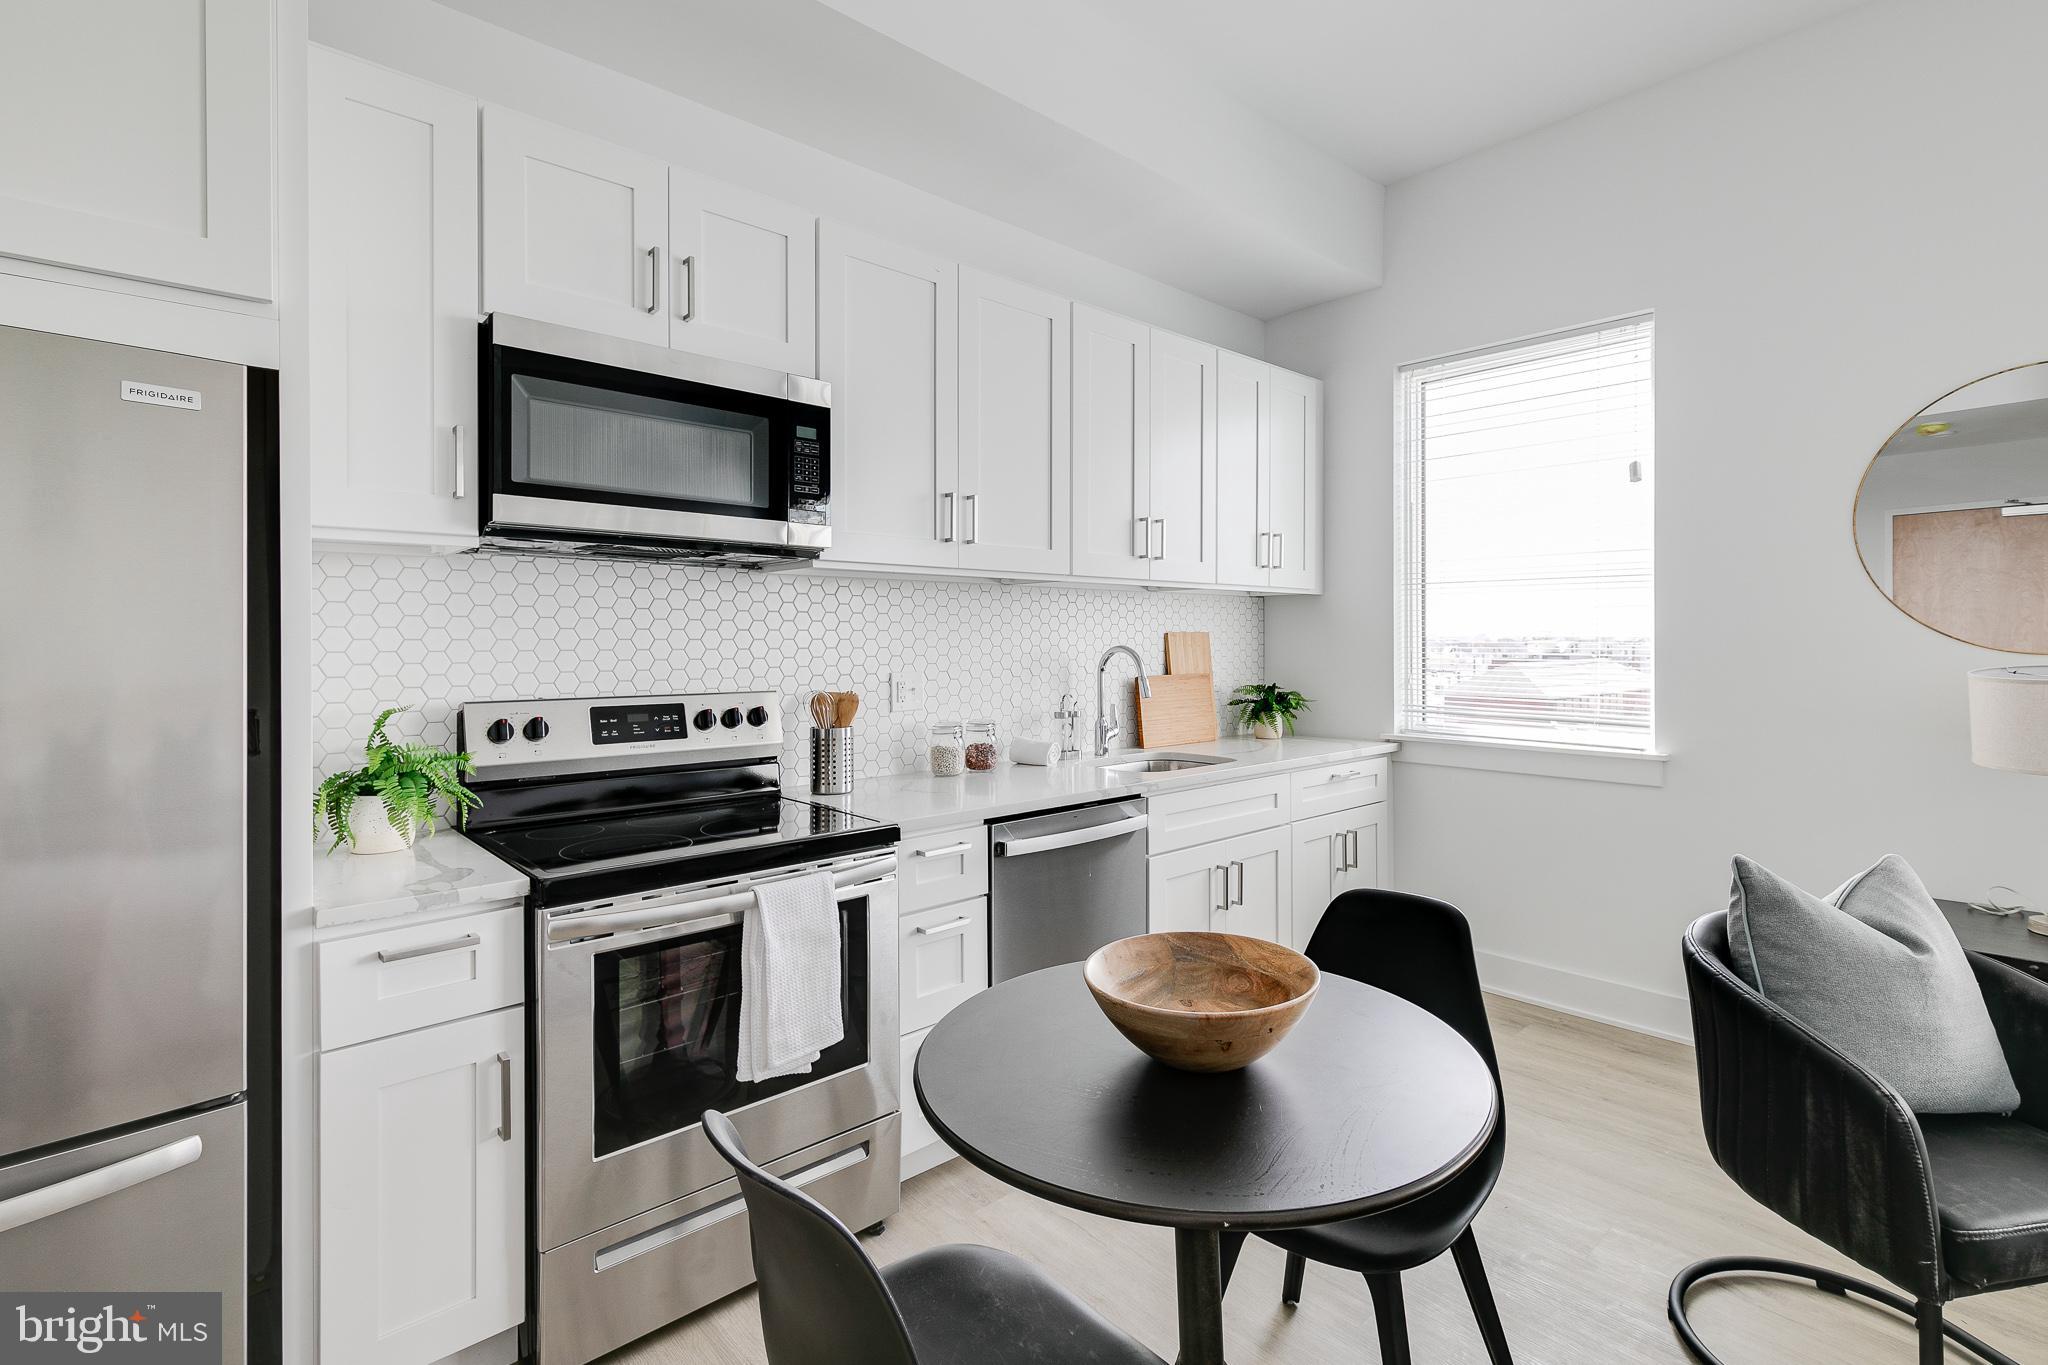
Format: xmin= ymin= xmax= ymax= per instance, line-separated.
xmin=312 ymin=552 xmax=1265 ymax=783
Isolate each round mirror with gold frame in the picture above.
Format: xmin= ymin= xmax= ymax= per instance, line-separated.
xmin=1855 ymin=362 xmax=2048 ymax=652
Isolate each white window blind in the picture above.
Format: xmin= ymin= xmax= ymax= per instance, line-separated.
xmin=1397 ymin=315 xmax=1655 ymax=751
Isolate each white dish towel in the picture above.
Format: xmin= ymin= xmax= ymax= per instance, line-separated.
xmin=735 ymin=870 xmax=844 ymax=1083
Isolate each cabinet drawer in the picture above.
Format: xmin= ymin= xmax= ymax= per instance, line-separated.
xmin=899 ymin=825 xmax=989 ymax=912
xmin=319 ymin=905 xmax=524 ymax=1050
xmin=899 ymin=897 xmax=990 ymax=1034
xmin=1146 ymin=774 xmax=1291 ymax=854
xmin=1290 ymin=758 xmax=1389 ymax=821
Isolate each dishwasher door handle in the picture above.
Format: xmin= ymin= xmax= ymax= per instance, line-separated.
xmin=991 ymin=811 xmax=1148 ymax=858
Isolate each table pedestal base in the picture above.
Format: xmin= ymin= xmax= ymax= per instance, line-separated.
xmin=1174 ymin=1228 xmax=1231 ymax=1365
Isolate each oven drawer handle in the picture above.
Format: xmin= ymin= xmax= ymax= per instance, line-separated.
xmin=991 ymin=811 xmax=1147 ymax=858
xmin=0 ymin=1136 xmax=203 ymax=1236
xmin=591 ymin=1140 xmax=873 ymax=1273
xmin=377 ymin=932 xmax=480 ymax=964
xmin=913 ymin=915 xmax=974 ymax=937
xmin=546 ymin=863 xmax=895 ymax=942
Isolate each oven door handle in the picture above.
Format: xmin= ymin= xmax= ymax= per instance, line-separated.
xmin=546 ymin=864 xmax=895 ymax=943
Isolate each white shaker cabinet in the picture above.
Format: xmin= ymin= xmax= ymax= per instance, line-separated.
xmin=1216 ymin=354 xmax=1322 ymax=592
xmin=668 ymin=169 xmax=816 ymax=375
xmin=818 ymin=224 xmax=960 ymax=569
xmin=1267 ymin=366 xmax=1323 ymax=592
xmin=1070 ymin=305 xmax=1152 ymax=580
xmin=1289 ymin=806 xmax=1386 ymax=950
xmin=1147 ymin=826 xmax=1290 ymax=944
xmin=482 ymin=108 xmax=669 ymax=345
xmin=1215 ymin=351 xmax=1271 ymax=590
xmin=308 ymin=49 xmax=480 ymax=552
xmin=319 ymin=1006 xmax=525 ymax=1365
xmin=1148 ymin=330 xmax=1220 ymax=586
xmin=957 ymin=269 xmax=1071 ymax=576
xmin=0 ymin=0 xmax=273 ymax=300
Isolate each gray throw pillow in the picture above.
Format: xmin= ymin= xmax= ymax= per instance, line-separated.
xmin=1727 ymin=854 xmax=2019 ymax=1115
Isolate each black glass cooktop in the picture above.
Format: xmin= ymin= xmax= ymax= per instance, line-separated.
xmin=467 ymin=793 xmax=896 ymax=907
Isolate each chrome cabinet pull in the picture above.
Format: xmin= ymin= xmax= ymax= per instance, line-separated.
xmin=1348 ymin=828 xmax=1361 ymax=871
xmin=453 ymin=425 xmax=466 ymax=499
xmin=913 ymin=840 xmax=973 ymax=859
xmin=940 ymin=492 xmax=955 ymax=542
xmin=1212 ymin=865 xmax=1227 ymax=922
xmin=644 ymin=246 xmax=660 ymax=314
xmin=377 ymin=932 xmax=480 ymax=964
xmin=1273 ymin=533 xmax=1284 ymax=570
xmin=676 ymin=254 xmax=696 ymax=321
xmin=1325 ymin=769 xmax=1363 ymax=784
xmin=1256 ymin=532 xmax=1268 ymax=568
xmin=964 ymin=493 xmax=979 ymax=545
xmin=1151 ymin=518 xmax=1164 ymax=560
xmin=913 ymin=915 xmax=973 ymax=937
xmin=1229 ymin=860 xmax=1246 ymax=906
xmin=497 ymin=1052 xmax=514 ymax=1142
xmin=1134 ymin=517 xmax=1148 ymax=558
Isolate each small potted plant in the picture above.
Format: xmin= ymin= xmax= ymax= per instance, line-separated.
xmin=313 ymin=706 xmax=481 ymax=855
xmin=1228 ymin=683 xmax=1311 ymax=740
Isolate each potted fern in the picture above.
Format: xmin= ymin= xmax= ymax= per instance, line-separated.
xmin=1228 ymin=683 xmax=1311 ymax=740
xmin=314 ymin=706 xmax=481 ymax=855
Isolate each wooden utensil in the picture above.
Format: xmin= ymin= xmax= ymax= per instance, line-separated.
xmin=1163 ymin=631 xmax=1212 ymax=677
xmin=1134 ymin=674 xmax=1218 ymax=747
xmin=1083 ymin=932 xmax=1319 ymax=1072
xmin=834 ymin=691 xmax=859 ymax=727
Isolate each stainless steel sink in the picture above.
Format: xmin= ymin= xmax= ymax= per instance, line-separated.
xmin=1099 ymin=753 xmax=1234 ymax=774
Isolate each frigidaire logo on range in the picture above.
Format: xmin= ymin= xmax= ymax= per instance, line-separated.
xmin=0 ymin=1294 xmax=220 ymax=1363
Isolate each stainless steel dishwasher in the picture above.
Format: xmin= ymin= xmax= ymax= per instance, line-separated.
xmin=987 ymin=798 xmax=1150 ymax=981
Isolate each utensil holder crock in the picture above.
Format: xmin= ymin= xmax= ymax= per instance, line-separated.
xmin=811 ymin=726 xmax=854 ymax=795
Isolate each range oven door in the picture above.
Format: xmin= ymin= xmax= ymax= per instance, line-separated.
xmin=480 ymin=312 xmax=829 ymax=560
xmin=536 ymin=851 xmax=897 ymax=1255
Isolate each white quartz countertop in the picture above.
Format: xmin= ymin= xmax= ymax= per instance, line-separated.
xmin=311 ymin=830 xmax=530 ymax=929
xmin=794 ymin=735 xmax=1396 ymax=836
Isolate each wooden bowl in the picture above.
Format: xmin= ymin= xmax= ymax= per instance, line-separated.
xmin=1083 ymin=932 xmax=1320 ymax=1073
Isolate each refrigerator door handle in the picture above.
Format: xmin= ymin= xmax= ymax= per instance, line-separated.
xmin=0 ymin=1135 xmax=203 ymax=1235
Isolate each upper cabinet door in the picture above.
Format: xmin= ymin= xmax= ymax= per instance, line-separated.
xmin=308 ymin=50 xmax=480 ymax=551
xmin=0 ymin=0 xmax=272 ymax=300
xmin=1215 ymin=351 xmax=1270 ymax=589
xmin=958 ymin=269 xmax=1071 ymax=576
xmin=1267 ymin=366 xmax=1322 ymax=591
xmin=482 ymin=107 xmax=668 ymax=345
xmin=668 ymin=169 xmax=816 ymax=375
xmin=1070 ymin=305 xmax=1150 ymax=581
xmin=1149 ymin=330 xmax=1219 ymax=587
xmin=818 ymin=223 xmax=959 ymax=569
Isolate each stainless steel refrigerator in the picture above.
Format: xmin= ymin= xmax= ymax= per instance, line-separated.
xmin=0 ymin=323 xmax=276 ymax=1364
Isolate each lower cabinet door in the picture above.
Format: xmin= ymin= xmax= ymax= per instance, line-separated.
xmin=1147 ymin=840 xmax=1226 ymax=935
xmin=320 ymin=1007 xmax=525 ymax=1365
xmin=1148 ymin=827 xmax=1289 ymax=944
xmin=1290 ymin=810 xmax=1388 ymax=949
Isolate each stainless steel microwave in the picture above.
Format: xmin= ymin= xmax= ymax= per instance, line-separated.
xmin=480 ymin=314 xmax=830 ymax=566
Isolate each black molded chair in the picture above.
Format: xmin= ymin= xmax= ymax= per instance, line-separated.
xmin=1673 ymin=911 xmax=2048 ymax=1365
xmin=702 ymin=1109 xmax=1166 ymax=1365
xmin=1220 ymin=889 xmax=1515 ymax=1365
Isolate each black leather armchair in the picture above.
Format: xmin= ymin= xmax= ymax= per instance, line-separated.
xmin=1673 ymin=911 xmax=2048 ymax=1365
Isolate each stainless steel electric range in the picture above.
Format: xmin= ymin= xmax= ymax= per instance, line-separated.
xmin=458 ymin=692 xmax=902 ymax=1365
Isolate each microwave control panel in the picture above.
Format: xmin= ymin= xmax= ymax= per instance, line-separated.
xmin=791 ymin=425 xmax=825 ymax=498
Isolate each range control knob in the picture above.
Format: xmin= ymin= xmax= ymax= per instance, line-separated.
xmin=720 ymin=707 xmax=744 ymax=729
xmin=693 ymin=708 xmax=717 ymax=731
xmin=485 ymin=719 xmax=515 ymax=745
xmin=523 ymin=716 xmax=550 ymax=742
xmin=746 ymin=705 xmax=770 ymax=728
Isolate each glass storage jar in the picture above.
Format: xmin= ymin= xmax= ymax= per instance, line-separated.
xmin=928 ymin=722 xmax=966 ymax=777
xmin=964 ymin=720 xmax=1000 ymax=771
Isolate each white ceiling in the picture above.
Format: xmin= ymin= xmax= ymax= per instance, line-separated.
xmin=1072 ymin=0 xmax=1873 ymax=183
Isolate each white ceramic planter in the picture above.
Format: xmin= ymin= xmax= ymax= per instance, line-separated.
xmin=347 ymin=794 xmax=415 ymax=855
xmin=1251 ymin=719 xmax=1283 ymax=740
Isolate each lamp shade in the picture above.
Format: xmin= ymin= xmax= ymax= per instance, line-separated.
xmin=1968 ymin=666 xmax=2048 ymax=773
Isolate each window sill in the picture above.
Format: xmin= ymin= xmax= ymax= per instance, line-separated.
xmin=1383 ymin=733 xmax=1668 ymax=787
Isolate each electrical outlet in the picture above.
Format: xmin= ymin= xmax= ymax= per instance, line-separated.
xmin=890 ymin=674 xmax=925 ymax=713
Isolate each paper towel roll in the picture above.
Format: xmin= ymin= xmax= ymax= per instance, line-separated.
xmin=1011 ymin=737 xmax=1060 ymax=766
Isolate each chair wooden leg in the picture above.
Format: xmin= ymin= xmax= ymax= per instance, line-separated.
xmin=1364 ymin=1273 xmax=1411 ymax=1365
xmin=1281 ymin=1251 xmax=1306 ymax=1307
xmin=1451 ymin=1229 xmax=1514 ymax=1365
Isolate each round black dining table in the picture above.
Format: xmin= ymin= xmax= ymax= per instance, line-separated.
xmin=914 ymin=963 xmax=1499 ymax=1365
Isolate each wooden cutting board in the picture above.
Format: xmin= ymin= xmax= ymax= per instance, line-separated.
xmin=1134 ymin=673 xmax=1219 ymax=747
xmin=1164 ymin=631 xmax=1212 ymax=676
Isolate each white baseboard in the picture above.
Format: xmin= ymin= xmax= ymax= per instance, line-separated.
xmin=900 ymin=1139 xmax=958 ymax=1181
xmin=1477 ymin=949 xmax=1693 ymax=1043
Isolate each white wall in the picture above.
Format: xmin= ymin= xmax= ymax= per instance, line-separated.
xmin=1267 ymin=0 xmax=2048 ymax=1037
xmin=311 ymin=0 xmax=1266 ymax=355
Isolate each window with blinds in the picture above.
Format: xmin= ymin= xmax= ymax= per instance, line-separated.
xmin=1396 ymin=315 xmax=1655 ymax=751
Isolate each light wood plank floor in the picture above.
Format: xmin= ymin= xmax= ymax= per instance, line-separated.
xmin=611 ymin=996 xmax=2048 ymax=1363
